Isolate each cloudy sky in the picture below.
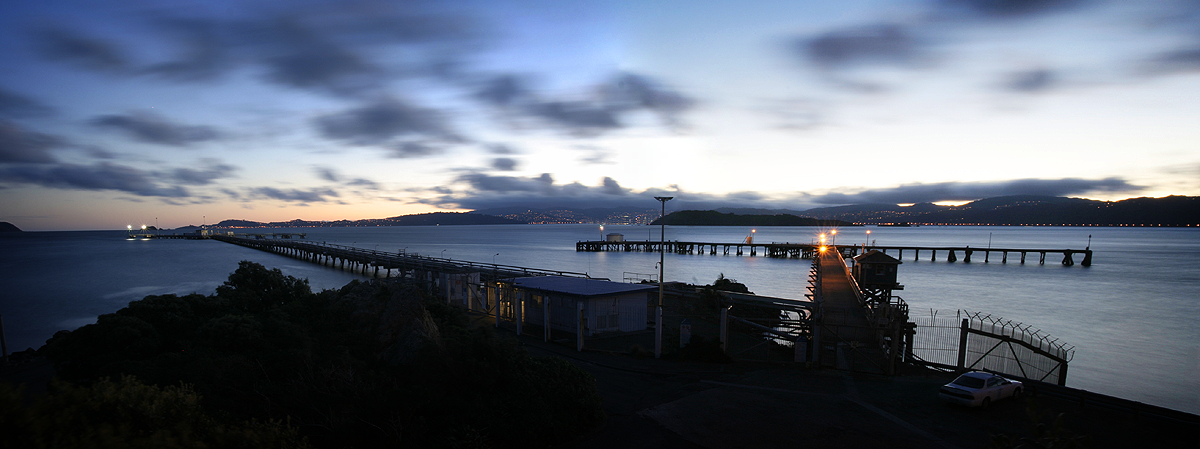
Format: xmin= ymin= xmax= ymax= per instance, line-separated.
xmin=2 ymin=0 xmax=1198 ymax=230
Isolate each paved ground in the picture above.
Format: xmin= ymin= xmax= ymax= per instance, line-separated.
xmin=520 ymin=335 xmax=1200 ymax=449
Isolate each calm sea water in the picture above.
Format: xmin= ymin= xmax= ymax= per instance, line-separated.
xmin=1 ymin=225 xmax=1198 ymax=414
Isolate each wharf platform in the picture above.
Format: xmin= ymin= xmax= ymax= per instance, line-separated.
xmin=576 ymin=239 xmax=1092 ymax=266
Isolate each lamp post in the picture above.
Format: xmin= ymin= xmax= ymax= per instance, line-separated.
xmin=831 ymin=229 xmax=837 ymax=246
xmin=442 ymin=249 xmax=447 ymax=259
xmin=865 ymin=229 xmax=871 ymax=250
xmin=599 ymin=225 xmax=604 ymax=241
xmin=493 ymin=253 xmax=500 ymax=265
xmin=653 ymin=196 xmax=673 ymax=359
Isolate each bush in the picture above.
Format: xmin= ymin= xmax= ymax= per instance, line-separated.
xmin=40 ymin=261 xmax=605 ymax=448
xmin=0 ymin=376 xmax=308 ymax=449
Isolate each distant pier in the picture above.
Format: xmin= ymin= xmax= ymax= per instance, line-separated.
xmin=576 ymin=240 xmax=1092 ymax=266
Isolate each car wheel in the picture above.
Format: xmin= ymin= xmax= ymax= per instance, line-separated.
xmin=981 ymin=397 xmax=991 ymax=408
xmin=1013 ymin=388 xmax=1022 ymax=400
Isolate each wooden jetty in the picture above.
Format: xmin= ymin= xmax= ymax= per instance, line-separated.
xmin=576 ymin=240 xmax=1092 ymax=266
xmin=211 ymin=235 xmax=588 ymax=281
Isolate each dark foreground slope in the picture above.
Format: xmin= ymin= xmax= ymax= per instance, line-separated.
xmin=8 ymin=262 xmax=603 ymax=448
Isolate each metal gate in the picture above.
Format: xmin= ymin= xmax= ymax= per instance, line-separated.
xmin=910 ymin=310 xmax=1073 ymax=385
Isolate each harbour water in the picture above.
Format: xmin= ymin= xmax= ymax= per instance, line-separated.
xmin=1 ymin=225 xmax=1198 ymax=414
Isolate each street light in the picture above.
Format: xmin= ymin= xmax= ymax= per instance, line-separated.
xmin=493 ymin=253 xmax=499 ymax=264
xmin=441 ymin=249 xmax=447 ymax=259
xmin=830 ymin=229 xmax=837 ymax=246
xmin=599 ymin=225 xmax=604 ymax=241
xmin=865 ymin=229 xmax=871 ymax=249
xmin=653 ymin=196 xmax=673 ymax=359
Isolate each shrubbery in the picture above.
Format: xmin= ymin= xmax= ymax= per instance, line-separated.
xmin=23 ymin=261 xmax=604 ymax=448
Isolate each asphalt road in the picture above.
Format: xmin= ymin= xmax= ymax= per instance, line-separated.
xmin=522 ymin=337 xmax=1199 ymax=449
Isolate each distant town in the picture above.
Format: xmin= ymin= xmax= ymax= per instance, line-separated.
xmin=167 ymin=195 xmax=1198 ymax=231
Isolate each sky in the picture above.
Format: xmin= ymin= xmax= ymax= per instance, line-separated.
xmin=2 ymin=0 xmax=1199 ymax=231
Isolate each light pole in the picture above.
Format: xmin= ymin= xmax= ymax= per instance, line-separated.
xmin=654 ymin=196 xmax=673 ymax=359
xmin=831 ymin=229 xmax=837 ymax=246
xmin=441 ymin=249 xmax=447 ymax=259
xmin=493 ymin=253 xmax=499 ymax=265
xmin=865 ymin=229 xmax=871 ymax=249
xmin=599 ymin=225 xmax=604 ymax=241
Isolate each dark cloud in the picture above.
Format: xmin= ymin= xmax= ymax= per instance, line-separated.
xmin=491 ymin=157 xmax=518 ymax=171
xmin=345 ymin=178 xmax=380 ymax=189
xmin=34 ymin=28 xmax=129 ymax=72
xmin=423 ymin=176 xmax=691 ymax=211
xmin=603 ymin=73 xmax=694 ymax=117
xmin=389 ymin=141 xmax=445 ymax=158
xmin=143 ymin=18 xmax=233 ymax=81
xmin=457 ymin=172 xmax=555 ymax=193
xmin=0 ymin=88 xmax=54 ymax=118
xmin=474 ymin=74 xmax=529 ymax=107
xmin=0 ymin=162 xmax=189 ymax=197
xmin=941 ymin=0 xmax=1087 ymax=19
xmin=91 ymin=113 xmax=220 ymax=146
xmin=1144 ymin=47 xmax=1200 ymax=75
xmin=525 ymin=101 xmax=621 ymax=134
xmin=803 ymin=24 xmax=920 ymax=68
xmin=472 ymin=72 xmax=695 ymax=135
xmin=600 ymin=177 xmax=628 ymax=195
xmin=0 ymin=121 xmax=61 ymax=163
xmin=810 ymin=177 xmax=1141 ymax=205
xmin=313 ymin=166 xmax=380 ymax=189
xmin=146 ymin=5 xmax=479 ymax=94
xmin=164 ymin=160 xmax=236 ymax=185
xmin=426 ymin=174 xmax=1143 ymax=212
xmin=248 ymin=186 xmax=339 ymax=203
xmin=315 ymin=167 xmax=341 ymax=182
xmin=1003 ymin=68 xmax=1056 ymax=92
xmin=486 ymin=143 xmax=520 ymax=154
xmin=250 ymin=18 xmax=382 ymax=95
xmin=316 ymin=98 xmax=451 ymax=145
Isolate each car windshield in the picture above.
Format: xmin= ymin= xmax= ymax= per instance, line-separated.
xmin=951 ymin=375 xmax=986 ymax=389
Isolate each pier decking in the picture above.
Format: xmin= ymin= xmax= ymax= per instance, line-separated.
xmin=577 ymin=240 xmax=1092 ymax=266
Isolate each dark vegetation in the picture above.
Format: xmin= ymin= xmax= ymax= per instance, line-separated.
xmin=652 ymin=210 xmax=854 ymax=227
xmin=15 ymin=261 xmax=604 ymax=448
xmin=668 ymin=274 xmax=790 ymax=362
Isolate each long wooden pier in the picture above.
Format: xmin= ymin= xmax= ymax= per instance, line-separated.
xmin=576 ymin=240 xmax=1092 ymax=266
xmin=213 ymin=235 xmax=589 ymax=281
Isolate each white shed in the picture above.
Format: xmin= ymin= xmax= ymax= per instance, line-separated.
xmin=503 ymin=276 xmax=654 ymax=337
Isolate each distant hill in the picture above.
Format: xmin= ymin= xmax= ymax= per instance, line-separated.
xmin=208 ymin=212 xmax=523 ymax=229
xmin=651 ymin=210 xmax=855 ymax=227
xmin=0 ymin=222 xmax=22 ymax=232
xmin=182 ymin=195 xmax=1198 ymax=230
xmin=803 ymin=195 xmax=1199 ymax=226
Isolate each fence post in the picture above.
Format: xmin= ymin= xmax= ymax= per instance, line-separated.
xmin=515 ymin=292 xmax=523 ymax=336
xmin=956 ymin=318 xmax=969 ymax=370
xmin=719 ymin=306 xmax=729 ymax=353
xmin=577 ymin=302 xmax=585 ymax=352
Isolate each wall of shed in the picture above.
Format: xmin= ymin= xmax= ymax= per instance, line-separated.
xmin=516 ymin=290 xmax=649 ymax=336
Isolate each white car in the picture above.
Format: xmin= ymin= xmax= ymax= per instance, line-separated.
xmin=938 ymin=372 xmax=1024 ymax=407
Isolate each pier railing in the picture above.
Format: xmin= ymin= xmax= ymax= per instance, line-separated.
xmin=577 ymin=240 xmax=1092 ymax=266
